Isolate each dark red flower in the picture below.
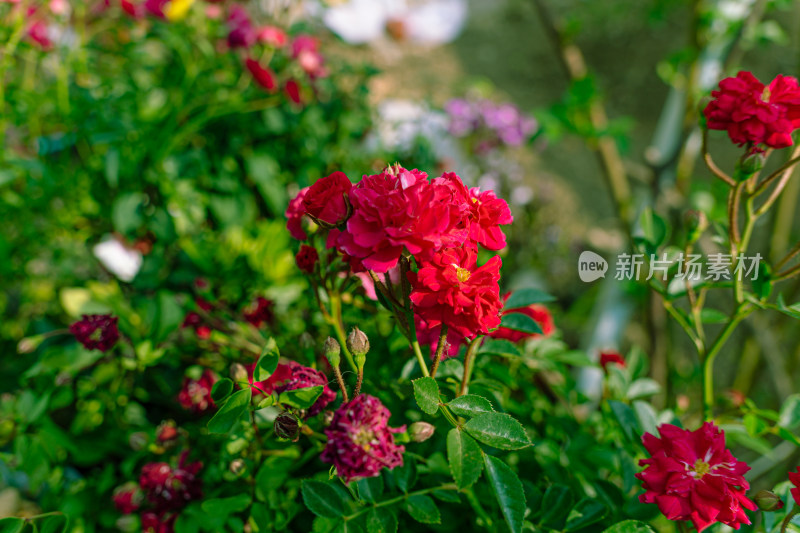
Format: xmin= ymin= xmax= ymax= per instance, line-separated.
xmin=636 ymin=422 xmax=756 ymax=532
xmin=285 ymin=187 xmax=310 ymax=240
xmin=70 ymin=314 xmax=120 ymax=352
xmin=141 ymin=511 xmax=176 ymax=533
xmin=599 ymin=349 xmax=625 ymax=372
xmin=295 ymin=245 xmax=319 ymax=273
xmin=112 ymin=482 xmax=142 ymax=514
xmin=704 ymin=71 xmax=800 ymax=149
xmin=177 ymin=370 xmax=217 ymax=413
xmin=227 ymin=5 xmax=255 ymax=48
xmin=139 ymin=452 xmax=203 ymax=512
xmin=245 ymin=58 xmax=277 ymax=92
xmin=243 ymin=297 xmax=274 ymax=328
xmin=321 ymin=394 xmax=405 ymax=482
xmin=409 ymin=246 xmax=502 ymax=339
xmin=284 ymin=79 xmax=302 ymax=105
xmin=181 ymin=312 xmax=211 ymax=339
xmin=788 ymin=467 xmax=800 ymax=506
xmin=303 ymin=171 xmax=352 ymax=226
xmin=490 ymin=296 xmax=555 ymax=343
xmin=143 ymin=0 xmax=167 ymax=17
xmin=248 ymin=361 xmax=335 ymax=417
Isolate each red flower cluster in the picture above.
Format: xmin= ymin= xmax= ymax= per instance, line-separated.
xmin=636 ymin=422 xmax=755 ymax=531
xmin=321 ymin=394 xmax=405 ymax=482
xmin=490 ymin=296 xmax=555 ymax=343
xmin=177 ymin=370 xmax=217 ymax=413
xmin=243 ymin=296 xmax=274 ymax=328
xmin=114 ymin=451 xmax=203 ymax=533
xmin=704 ymin=71 xmax=800 ymax=149
xmin=409 ymin=246 xmax=502 ymax=340
xmin=70 ymin=314 xmax=120 ymax=352
xmin=249 ymin=361 xmax=336 ymax=417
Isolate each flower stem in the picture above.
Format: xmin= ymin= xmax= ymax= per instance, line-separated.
xmin=702 ymin=306 xmax=751 ymax=420
xmin=329 ymin=293 xmax=357 ymax=373
xmin=333 ymin=366 xmax=349 ymax=403
xmin=411 ymin=339 xmax=430 ymax=377
xmin=430 ymin=325 xmax=448 ymax=378
xmin=342 ymin=483 xmax=458 ymax=522
xmin=781 ymin=506 xmax=800 ymax=533
xmin=458 ymin=338 xmax=482 ymax=397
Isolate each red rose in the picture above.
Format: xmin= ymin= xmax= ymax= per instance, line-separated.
xmin=285 ymin=187 xmax=310 ymax=240
xmin=245 ymin=58 xmax=277 ymax=92
xmin=636 ymin=422 xmax=756 ymax=531
xmin=599 ymin=349 xmax=625 ymax=372
xmin=112 ymin=482 xmax=142 ymax=514
xmin=704 ymin=71 xmax=800 ymax=149
xmin=490 ymin=297 xmax=555 ymax=343
xmin=409 ymin=246 xmax=502 ymax=339
xmin=284 ymin=79 xmax=302 ymax=105
xmin=295 ymin=245 xmax=319 ymax=273
xmin=302 ymin=171 xmax=352 ymax=226
xmin=70 ymin=314 xmax=120 ymax=352
xmin=177 ymin=370 xmax=217 ymax=413
xmin=468 ymin=187 xmax=513 ymax=250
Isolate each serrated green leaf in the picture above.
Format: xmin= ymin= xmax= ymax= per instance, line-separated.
xmin=211 ymin=378 xmax=234 ymax=403
xmin=207 ymin=389 xmax=251 ymax=434
xmin=403 ymin=494 xmax=440 ymax=524
xmin=602 ymin=520 xmax=657 ymax=533
xmin=465 ymin=412 xmax=531 ymax=450
xmin=447 ymin=428 xmax=483 ymax=488
xmin=484 ymin=455 xmax=526 ymax=533
xmin=357 ymin=476 xmax=384 ymax=503
xmin=366 ymin=509 xmax=398 ymax=533
xmin=565 ymin=499 xmax=607 ymax=531
xmin=256 ymin=340 xmax=280 ymax=381
xmin=278 ymin=386 xmax=322 ymax=410
xmin=503 ymin=288 xmax=556 ymax=309
xmin=412 ymin=376 xmax=440 ymax=415
xmin=499 ymin=313 xmax=543 ymax=334
xmin=447 ymin=394 xmax=494 ymax=418
xmin=302 ymin=480 xmax=346 ymax=518
xmin=393 ymin=457 xmax=417 ymax=493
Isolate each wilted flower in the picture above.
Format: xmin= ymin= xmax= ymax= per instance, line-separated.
xmin=321 ymin=394 xmax=405 ymax=482
xmin=636 ymin=422 xmax=756 ymax=531
xmin=274 ymin=411 xmax=301 ymax=441
xmin=295 ymin=245 xmax=319 ymax=273
xmin=70 ymin=314 xmax=120 ymax=352
xmin=177 ymin=370 xmax=217 ymax=413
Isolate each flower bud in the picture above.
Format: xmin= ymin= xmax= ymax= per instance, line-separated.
xmin=738 ymin=149 xmax=766 ymax=178
xmin=347 ymin=327 xmax=369 ymax=370
xmin=408 ymin=421 xmax=435 ymax=443
xmin=324 ymin=337 xmax=341 ymax=368
xmin=230 ymin=363 xmax=249 ymax=385
xmin=274 ymin=411 xmax=300 ymax=442
xmin=17 ymin=334 xmax=44 ymax=354
xmin=754 ymin=490 xmax=783 ymax=511
xmin=229 ymin=459 xmax=246 ymax=476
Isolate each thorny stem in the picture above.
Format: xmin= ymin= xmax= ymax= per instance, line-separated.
xmin=752 ymin=146 xmax=800 ymax=196
xmin=781 ymin=506 xmax=800 ymax=533
xmin=728 ymin=181 xmax=745 ymax=247
xmin=333 ymin=366 xmax=349 ymax=403
xmin=458 ymin=338 xmax=482 ymax=397
xmin=354 ymin=367 xmax=363 ymax=397
xmin=702 ymin=128 xmax=736 ymax=186
xmin=755 ymin=153 xmax=800 ymax=217
xmin=430 ymin=325 xmax=448 ymax=378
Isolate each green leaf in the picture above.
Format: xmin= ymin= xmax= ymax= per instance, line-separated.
xmin=447 ymin=428 xmax=483 ymax=488
xmin=39 ymin=515 xmax=69 ymax=533
xmin=608 ymin=400 xmax=642 ymax=444
xmin=779 ymin=394 xmax=800 ymax=429
xmin=0 ymin=519 xmax=25 ymax=533
xmin=699 ymin=308 xmax=728 ymax=324
xmin=484 ymin=455 xmax=526 ymax=533
xmin=175 ymin=512 xmax=200 ymax=533
xmin=539 ymin=485 xmax=574 ymax=530
xmin=633 ymin=207 xmax=667 ymax=251
xmin=256 ymin=340 xmax=280 ymax=381
xmin=207 ymin=389 xmax=252 ymax=434
xmin=602 ymin=520 xmax=657 ymax=533
xmin=478 ymin=339 xmax=522 ymax=358
xmin=626 ymin=378 xmax=661 ymax=400
xmin=393 ymin=457 xmax=417 ymax=493
xmin=403 ymin=495 xmax=441 ymax=524
xmin=201 ymin=494 xmax=252 ymax=517
xmin=302 ymin=480 xmax=346 ymax=518
xmin=211 ymin=378 xmax=234 ymax=403
xmin=465 ymin=413 xmax=531 ymax=450
xmin=278 ymin=386 xmax=323 ymax=410
xmin=503 ymin=288 xmax=556 ymax=309
xmin=565 ymin=499 xmax=607 ymax=531
xmin=447 ymin=394 xmax=494 ymax=418
xmin=412 ymin=376 xmax=440 ymax=416
xmin=499 ymin=313 xmax=543 ymax=335
xmin=357 ymin=476 xmax=384 ymax=503
xmin=366 ymin=509 xmax=398 ymax=533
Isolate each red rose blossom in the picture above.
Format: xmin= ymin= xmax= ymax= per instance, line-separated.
xmin=177 ymin=370 xmax=217 ymax=413
xmin=599 ymin=349 xmax=625 ymax=372
xmin=245 ymin=58 xmax=277 ymax=92
xmin=285 ymin=187 xmax=309 ymax=240
xmin=303 ymin=171 xmax=352 ymax=226
xmin=704 ymin=71 xmax=800 ymax=149
xmin=636 ymin=422 xmax=756 ymax=532
xmin=409 ymin=246 xmax=502 ymax=339
xmin=70 ymin=314 xmax=120 ymax=352
xmin=295 ymin=245 xmax=319 ymax=273
xmin=112 ymin=482 xmax=142 ymax=514
xmin=181 ymin=312 xmax=211 ymax=339
xmin=490 ymin=297 xmax=555 ymax=343
xmin=320 ymin=394 xmax=405 ymax=483
xmin=291 ymin=35 xmax=326 ymax=79
xmin=788 ymin=467 xmax=800 ymax=506
xmin=139 ymin=452 xmax=203 ymax=512
xmin=335 ymin=166 xmax=470 ymax=272
xmin=284 ymin=79 xmax=302 ymax=105
xmin=141 ymin=512 xmax=177 ymax=533
xmin=248 ymin=361 xmax=335 ymax=417
xmin=243 ymin=297 xmax=274 ymax=328
xmin=468 ymin=187 xmax=513 ymax=250
xmin=416 ymin=316 xmax=465 ymax=359
xmin=227 ymin=5 xmax=255 ymax=48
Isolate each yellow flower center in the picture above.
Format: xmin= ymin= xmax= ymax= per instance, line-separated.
xmin=762 ymin=87 xmax=771 ymax=103
xmin=692 ymin=459 xmax=711 ymax=478
xmin=353 ymin=428 xmax=375 ymax=451
xmin=455 ymin=266 xmax=471 ymax=282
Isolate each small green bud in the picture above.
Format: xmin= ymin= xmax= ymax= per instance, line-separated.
xmin=739 ymin=150 xmax=766 ymax=178
xmin=324 ymin=337 xmax=341 ymax=368
xmin=754 ymin=490 xmax=783 ymax=511
xmin=347 ymin=327 xmax=369 ymax=370
xmin=408 ymin=421 xmax=435 ymax=443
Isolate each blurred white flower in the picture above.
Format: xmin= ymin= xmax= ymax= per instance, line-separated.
xmin=93 ymin=237 xmax=142 ymax=282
